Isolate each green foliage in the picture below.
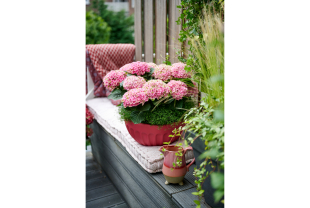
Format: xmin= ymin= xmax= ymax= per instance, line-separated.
xmin=177 ymin=0 xmax=224 ymax=44
xmin=176 ymin=4 xmax=225 ymax=205
xmin=107 ymin=88 xmax=126 ymax=100
xmin=86 ymin=11 xmax=111 ymax=44
xmin=119 ymin=98 xmax=195 ymax=126
xmin=92 ymin=0 xmax=134 ymax=44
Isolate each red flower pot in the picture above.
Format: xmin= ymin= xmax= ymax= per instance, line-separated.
xmin=125 ymin=121 xmax=184 ymax=146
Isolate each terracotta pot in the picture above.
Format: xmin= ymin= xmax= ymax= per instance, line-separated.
xmin=159 ymin=145 xmax=195 ymax=185
xmin=125 ymin=121 xmax=184 ymax=146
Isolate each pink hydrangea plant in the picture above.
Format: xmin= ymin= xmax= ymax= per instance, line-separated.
xmin=125 ymin=61 xmax=150 ymax=76
xmin=143 ymin=80 xmax=170 ymax=100
xmin=123 ymin=76 xmax=146 ymax=90
xmin=146 ymin=62 xmax=157 ymax=70
xmin=153 ymin=64 xmax=173 ymax=81
xmin=119 ymin=63 xmax=132 ymax=72
xmin=167 ymin=80 xmax=188 ymax=100
xmin=171 ymin=62 xmax=191 ymax=78
xmin=103 ymin=70 xmax=126 ymax=91
xmin=122 ymin=88 xmax=149 ymax=108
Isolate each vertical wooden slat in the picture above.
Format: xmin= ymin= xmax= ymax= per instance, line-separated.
xmin=168 ymin=0 xmax=182 ymax=64
xmin=155 ymin=0 xmax=166 ymax=64
xmin=144 ymin=0 xmax=153 ymax=63
xmin=134 ymin=0 xmax=142 ymax=61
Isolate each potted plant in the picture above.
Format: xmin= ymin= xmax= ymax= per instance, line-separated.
xmin=103 ymin=61 xmax=198 ymax=146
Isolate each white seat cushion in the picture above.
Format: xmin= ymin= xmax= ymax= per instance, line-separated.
xmin=86 ymin=98 xmax=194 ymax=173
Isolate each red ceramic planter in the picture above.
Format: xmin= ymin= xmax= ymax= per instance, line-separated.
xmin=125 ymin=121 xmax=184 ymax=146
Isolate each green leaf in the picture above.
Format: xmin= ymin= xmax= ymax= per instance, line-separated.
xmin=210 ymin=75 xmax=224 ymax=84
xmin=107 ymin=89 xmax=125 ymax=100
xmin=126 ymin=73 xmax=133 ymax=77
xmin=198 ymin=148 xmax=220 ymax=160
xmin=198 ymin=190 xmax=204 ymax=195
xmin=211 ymin=172 xmax=224 ymax=190
xmin=137 ymin=102 xmax=151 ymax=111
xmin=119 ymin=81 xmax=124 ymax=89
xmin=165 ymin=98 xmax=175 ymax=104
xmin=193 ymin=200 xmax=200 ymax=205
xmin=176 ymin=99 xmax=183 ymax=108
xmin=191 ymin=192 xmax=200 ymax=196
xmin=130 ymin=111 xmax=146 ymax=124
xmin=149 ymin=67 xmax=155 ymax=75
xmin=213 ymin=189 xmax=224 ymax=203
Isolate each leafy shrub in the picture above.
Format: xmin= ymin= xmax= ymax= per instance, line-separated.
xmin=92 ymin=0 xmax=134 ymax=44
xmin=86 ymin=11 xmax=111 ymax=44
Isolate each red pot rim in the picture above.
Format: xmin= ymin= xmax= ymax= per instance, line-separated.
xmin=125 ymin=120 xmax=184 ymax=128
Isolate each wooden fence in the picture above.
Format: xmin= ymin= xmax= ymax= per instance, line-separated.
xmin=134 ymin=0 xmax=182 ymax=64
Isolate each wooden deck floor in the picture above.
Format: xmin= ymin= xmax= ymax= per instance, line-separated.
xmin=86 ymin=151 xmax=129 ymax=208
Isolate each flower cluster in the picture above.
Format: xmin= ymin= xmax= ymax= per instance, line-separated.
xmin=167 ymin=80 xmax=188 ymax=100
xmin=153 ymin=64 xmax=173 ymax=81
xmin=171 ymin=62 xmax=191 ymax=78
xmin=86 ymin=107 xmax=94 ymax=125
xmin=86 ymin=107 xmax=94 ymax=137
xmin=119 ymin=63 xmax=132 ymax=72
xmin=86 ymin=127 xmax=93 ymax=137
xmin=143 ymin=80 xmax=170 ymax=100
xmin=126 ymin=61 xmax=150 ymax=76
xmin=146 ymin=62 xmax=157 ymax=70
xmin=123 ymin=76 xmax=146 ymax=90
xmin=103 ymin=70 xmax=126 ymax=91
xmin=122 ymin=88 xmax=149 ymax=108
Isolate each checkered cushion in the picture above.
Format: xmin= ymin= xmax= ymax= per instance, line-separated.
xmin=86 ymin=44 xmax=135 ymax=97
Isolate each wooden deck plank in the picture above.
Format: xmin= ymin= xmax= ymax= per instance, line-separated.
xmin=86 ymin=170 xmax=106 ymax=181
xmin=86 ymin=177 xmax=112 ymax=191
xmin=86 ymin=163 xmax=100 ymax=172
xmin=134 ymin=0 xmax=142 ymax=61
xmin=172 ymin=187 xmax=211 ymax=208
xmin=144 ymin=0 xmax=153 ymax=62
xmin=151 ymin=172 xmax=194 ymax=195
xmin=168 ymin=0 xmax=182 ymax=64
xmin=106 ymin=203 xmax=129 ymax=208
xmin=86 ymin=184 xmax=118 ymax=202
xmin=155 ymin=0 xmax=167 ymax=64
xmin=86 ymin=193 xmax=124 ymax=208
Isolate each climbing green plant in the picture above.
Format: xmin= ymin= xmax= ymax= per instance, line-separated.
xmin=176 ymin=1 xmax=224 ymax=94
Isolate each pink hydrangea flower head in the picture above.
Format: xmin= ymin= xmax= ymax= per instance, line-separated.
xmin=126 ymin=61 xmax=150 ymax=76
xmin=153 ymin=64 xmax=173 ymax=81
xmin=167 ymin=80 xmax=188 ymax=100
xmin=122 ymin=88 xmax=149 ymax=108
xmin=103 ymin=70 xmax=126 ymax=91
xmin=146 ymin=62 xmax=157 ymax=70
xmin=119 ymin=63 xmax=132 ymax=72
xmin=142 ymin=80 xmax=170 ymax=100
xmin=123 ymin=76 xmax=146 ymax=90
xmin=171 ymin=62 xmax=191 ymax=78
